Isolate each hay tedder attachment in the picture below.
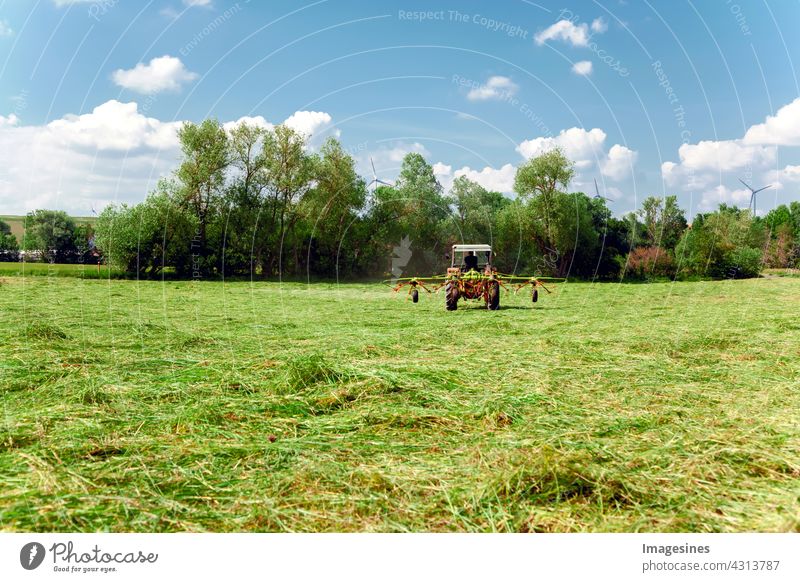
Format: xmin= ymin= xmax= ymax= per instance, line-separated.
xmin=385 ymin=244 xmax=562 ymax=311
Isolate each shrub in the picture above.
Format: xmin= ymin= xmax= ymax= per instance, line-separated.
xmin=725 ymin=246 xmax=763 ymax=279
xmin=625 ymin=246 xmax=674 ymax=280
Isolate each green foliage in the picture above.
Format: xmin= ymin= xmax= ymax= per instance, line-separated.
xmin=676 ymin=206 xmax=765 ymax=279
xmin=21 ymin=209 xmax=85 ymax=262
xmin=0 ymin=218 xmax=19 ymax=260
xmin=637 ymin=195 xmax=687 ymax=250
xmin=94 ymin=183 xmax=197 ymax=277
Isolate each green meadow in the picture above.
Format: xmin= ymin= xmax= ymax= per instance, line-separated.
xmin=0 ymin=274 xmax=798 ymax=532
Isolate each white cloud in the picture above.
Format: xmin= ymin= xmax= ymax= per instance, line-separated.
xmin=112 ymin=55 xmax=198 ymax=94
xmin=283 ymin=110 xmax=338 ymax=141
xmin=663 ymin=97 xmax=800 ymax=204
xmin=0 ymin=101 xmax=182 ymax=215
xmin=591 ymin=18 xmax=608 ymax=33
xmin=518 ymin=127 xmax=606 ymax=166
xmin=517 ymin=127 xmax=636 ymax=182
xmin=742 ymin=97 xmax=800 ymax=146
xmin=0 ymin=114 xmax=19 ymax=127
xmin=698 ymin=185 xmax=754 ymax=212
xmin=47 ymin=100 xmax=183 ymax=151
xmin=601 ymin=144 xmax=637 ymax=180
xmin=572 ymin=61 xmax=593 ymax=76
xmin=0 ymin=100 xmax=336 ymax=215
xmin=222 ymin=116 xmax=273 ymax=133
xmin=0 ymin=19 xmax=13 ymax=37
xmin=778 ymin=164 xmax=800 ymax=182
xmin=466 ymin=76 xmax=519 ymax=102
xmin=184 ymin=0 xmax=212 ymax=6
xmin=534 ymin=19 xmax=591 ymax=47
xmin=454 ymin=164 xmax=516 ymax=194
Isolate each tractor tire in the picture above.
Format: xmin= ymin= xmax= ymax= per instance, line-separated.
xmin=445 ymin=281 xmax=458 ymax=311
xmin=532 ymin=288 xmax=539 ymax=303
xmin=487 ymin=281 xmax=500 ymax=310
xmin=411 ymin=289 xmax=419 ymax=303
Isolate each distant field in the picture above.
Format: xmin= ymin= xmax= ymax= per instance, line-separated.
xmin=0 ymin=215 xmax=94 ymax=242
xmin=0 ymin=276 xmax=797 ymax=532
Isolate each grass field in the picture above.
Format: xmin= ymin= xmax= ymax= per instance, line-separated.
xmin=0 ymin=274 xmax=798 ymax=532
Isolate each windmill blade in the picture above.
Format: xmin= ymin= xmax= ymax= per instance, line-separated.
xmin=376 ymin=179 xmax=393 ymax=186
xmin=738 ymin=178 xmax=754 ymax=192
xmin=594 ymin=178 xmax=600 ymax=198
xmin=752 ymin=185 xmax=771 ymax=195
xmin=370 ymin=157 xmax=378 ymax=180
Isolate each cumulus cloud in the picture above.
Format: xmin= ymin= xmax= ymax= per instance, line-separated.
xmin=517 ymin=127 xmax=636 ymax=181
xmin=0 ymin=100 xmax=336 ymax=214
xmin=466 ymin=76 xmax=519 ymax=102
xmin=112 ymin=55 xmax=198 ymax=94
xmin=601 ymin=144 xmax=637 ymax=180
xmin=283 ymin=110 xmax=338 ymax=141
xmin=660 ymin=98 xmax=800 ymax=207
xmin=0 ymin=114 xmax=19 ymax=127
xmin=742 ymin=97 xmax=800 ymax=146
xmin=534 ymin=19 xmax=591 ymax=47
xmin=697 ymin=185 xmax=755 ymax=212
xmin=222 ymin=116 xmax=273 ymax=133
xmin=518 ymin=127 xmax=605 ymax=168
xmin=0 ymin=101 xmax=182 ymax=215
xmin=454 ymin=164 xmax=516 ymax=194
xmin=572 ymin=61 xmax=593 ymax=76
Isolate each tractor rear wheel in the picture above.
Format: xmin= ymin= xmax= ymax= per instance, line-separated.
xmin=487 ymin=281 xmax=500 ymax=310
xmin=411 ymin=289 xmax=419 ymax=303
xmin=532 ymin=288 xmax=538 ymax=303
xmin=445 ymin=281 xmax=458 ymax=311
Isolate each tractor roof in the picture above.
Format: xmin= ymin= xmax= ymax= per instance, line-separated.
xmin=452 ymin=244 xmax=492 ymax=252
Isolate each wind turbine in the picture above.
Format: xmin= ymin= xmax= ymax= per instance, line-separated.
xmin=593 ymin=178 xmax=614 ymax=202
xmin=738 ymin=178 xmax=771 ymax=215
xmin=366 ymin=157 xmax=393 ymax=193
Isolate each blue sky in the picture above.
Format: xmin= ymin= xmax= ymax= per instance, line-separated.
xmin=1 ymin=0 xmax=799 ymax=217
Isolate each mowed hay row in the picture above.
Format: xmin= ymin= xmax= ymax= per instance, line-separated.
xmin=0 ymin=276 xmax=798 ymax=532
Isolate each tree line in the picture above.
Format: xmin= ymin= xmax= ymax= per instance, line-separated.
xmin=3 ymin=118 xmax=799 ymax=280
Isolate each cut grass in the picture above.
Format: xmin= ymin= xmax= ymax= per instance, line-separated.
xmin=0 ymin=276 xmax=798 ymax=532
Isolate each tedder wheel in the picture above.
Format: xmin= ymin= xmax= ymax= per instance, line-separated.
xmin=532 ymin=288 xmax=539 ymax=303
xmin=411 ymin=289 xmax=419 ymax=303
xmin=445 ymin=281 xmax=458 ymax=311
xmin=487 ymin=281 xmax=500 ymax=310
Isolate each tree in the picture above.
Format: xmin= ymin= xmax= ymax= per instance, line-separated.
xmin=300 ymin=137 xmax=366 ymax=276
xmin=637 ymin=195 xmax=687 ymax=250
xmin=176 ymin=119 xmax=229 ymax=274
xmin=261 ymin=124 xmax=318 ymax=275
xmin=220 ymin=121 xmax=269 ymax=276
xmin=94 ymin=182 xmax=196 ymax=277
xmin=447 ymin=175 xmax=508 ymax=245
xmin=676 ymin=205 xmax=765 ymax=279
xmin=22 ymin=210 xmax=81 ymax=262
xmin=514 ymin=148 xmax=574 ymax=249
xmin=391 ymin=153 xmax=449 ymax=272
xmin=0 ymin=219 xmax=19 ymax=261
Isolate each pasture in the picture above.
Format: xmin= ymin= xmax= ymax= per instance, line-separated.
xmin=0 ymin=274 xmax=798 ymax=532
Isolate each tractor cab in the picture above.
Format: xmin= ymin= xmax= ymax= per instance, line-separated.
xmin=450 ymin=244 xmax=493 ymax=274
